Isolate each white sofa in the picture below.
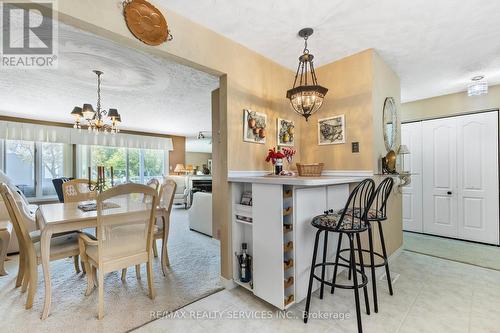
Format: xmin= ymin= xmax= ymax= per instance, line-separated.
xmin=165 ymin=175 xmax=189 ymax=208
xmin=188 ymin=192 xmax=212 ymax=237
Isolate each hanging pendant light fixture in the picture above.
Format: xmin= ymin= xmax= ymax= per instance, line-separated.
xmin=286 ymin=28 xmax=328 ymax=121
xmin=70 ymin=70 xmax=121 ymax=134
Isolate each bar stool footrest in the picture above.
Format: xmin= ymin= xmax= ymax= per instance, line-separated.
xmin=312 ymin=262 xmax=368 ymax=289
xmin=337 ymin=248 xmax=387 ymax=268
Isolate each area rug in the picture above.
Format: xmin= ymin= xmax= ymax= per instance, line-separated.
xmin=0 ymin=207 xmax=222 ymax=333
xmin=404 ymin=231 xmax=500 ymax=271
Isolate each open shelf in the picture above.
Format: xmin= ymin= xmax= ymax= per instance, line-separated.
xmin=234 ymin=279 xmax=253 ymax=291
xmin=235 ymin=218 xmax=253 ymax=226
xmin=234 ymin=203 xmax=253 ymax=218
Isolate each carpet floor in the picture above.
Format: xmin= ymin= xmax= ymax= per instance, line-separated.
xmin=403 ymin=231 xmax=500 ymax=271
xmin=0 ymin=206 xmax=222 ymax=333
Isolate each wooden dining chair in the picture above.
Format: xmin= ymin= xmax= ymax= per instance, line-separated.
xmin=63 ymin=179 xmax=97 ymax=203
xmin=79 ymin=183 xmax=158 ymax=319
xmin=146 ymin=178 xmax=160 ymax=193
xmin=0 ymin=184 xmax=80 ymax=309
xmin=153 ymin=179 xmax=176 ymax=275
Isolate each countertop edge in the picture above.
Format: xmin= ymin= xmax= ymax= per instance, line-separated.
xmin=228 ymin=175 xmax=371 ymax=186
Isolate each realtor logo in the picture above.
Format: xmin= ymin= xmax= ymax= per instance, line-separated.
xmin=1 ymin=1 xmax=58 ymax=68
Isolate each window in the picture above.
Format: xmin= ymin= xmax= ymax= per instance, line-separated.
xmin=5 ymin=140 xmax=35 ymax=197
xmin=2 ymin=140 xmax=72 ymax=199
xmin=144 ymin=149 xmax=165 ymax=183
xmin=90 ymin=146 xmax=127 ymax=185
xmin=77 ymin=145 xmax=167 ymax=185
xmin=41 ymin=143 xmax=65 ymax=196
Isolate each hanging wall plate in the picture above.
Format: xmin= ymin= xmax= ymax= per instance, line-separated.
xmin=123 ymin=0 xmax=173 ymax=46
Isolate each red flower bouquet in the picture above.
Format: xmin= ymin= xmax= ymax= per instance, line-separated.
xmin=265 ymin=147 xmax=285 ymax=165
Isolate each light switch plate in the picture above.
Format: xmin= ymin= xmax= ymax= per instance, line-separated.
xmin=352 ymin=142 xmax=359 ymax=153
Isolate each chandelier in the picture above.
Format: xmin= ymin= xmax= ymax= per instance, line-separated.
xmin=286 ymin=28 xmax=328 ymax=121
xmin=70 ymin=70 xmax=121 ymax=134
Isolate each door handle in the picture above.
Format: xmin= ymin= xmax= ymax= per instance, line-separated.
xmin=447 ymin=191 xmax=452 ymax=195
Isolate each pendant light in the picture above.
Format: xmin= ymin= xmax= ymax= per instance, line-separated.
xmin=286 ymin=28 xmax=328 ymax=121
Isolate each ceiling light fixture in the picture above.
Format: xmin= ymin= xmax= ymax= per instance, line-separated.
xmin=286 ymin=28 xmax=328 ymax=121
xmin=70 ymin=70 xmax=121 ymax=134
xmin=468 ymin=75 xmax=488 ymax=97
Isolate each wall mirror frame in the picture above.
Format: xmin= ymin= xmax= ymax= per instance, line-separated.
xmin=383 ymin=97 xmax=399 ymax=152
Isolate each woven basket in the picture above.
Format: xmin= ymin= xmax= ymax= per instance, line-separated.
xmin=296 ymin=163 xmax=324 ymax=177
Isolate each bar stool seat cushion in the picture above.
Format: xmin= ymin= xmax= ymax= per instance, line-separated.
xmin=336 ymin=208 xmax=386 ymax=220
xmin=311 ymin=213 xmax=366 ymax=231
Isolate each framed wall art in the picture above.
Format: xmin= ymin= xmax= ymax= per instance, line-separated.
xmin=318 ymin=115 xmax=345 ymax=145
xmin=243 ymin=109 xmax=267 ymax=144
xmin=277 ymin=118 xmax=295 ymax=147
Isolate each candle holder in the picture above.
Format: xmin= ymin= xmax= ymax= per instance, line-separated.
xmin=88 ymin=165 xmax=114 ymax=193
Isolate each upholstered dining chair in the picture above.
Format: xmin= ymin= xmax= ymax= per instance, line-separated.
xmin=153 ymin=179 xmax=176 ymax=275
xmin=63 ymin=179 xmax=97 ymax=203
xmin=0 ymin=184 xmax=80 ymax=309
xmin=79 ymin=183 xmax=158 ymax=319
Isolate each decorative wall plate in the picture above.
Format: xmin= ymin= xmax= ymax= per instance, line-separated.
xmin=123 ymin=0 xmax=172 ymax=46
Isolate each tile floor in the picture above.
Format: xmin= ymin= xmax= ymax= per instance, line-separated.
xmin=137 ymin=250 xmax=500 ymax=333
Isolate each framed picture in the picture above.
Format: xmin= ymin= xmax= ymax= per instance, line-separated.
xmin=243 ymin=109 xmax=267 ymax=144
xmin=318 ymin=115 xmax=346 ymax=145
xmin=277 ymin=118 xmax=295 ymax=146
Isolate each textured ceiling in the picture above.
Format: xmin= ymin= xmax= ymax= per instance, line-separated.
xmin=0 ymin=19 xmax=219 ymax=137
xmin=161 ymin=0 xmax=500 ymax=102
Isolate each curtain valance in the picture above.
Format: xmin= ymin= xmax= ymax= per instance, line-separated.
xmin=0 ymin=121 xmax=173 ymax=151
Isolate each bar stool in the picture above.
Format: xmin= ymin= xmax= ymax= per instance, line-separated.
xmin=304 ymin=179 xmax=375 ymax=333
xmin=336 ymin=177 xmax=394 ymax=313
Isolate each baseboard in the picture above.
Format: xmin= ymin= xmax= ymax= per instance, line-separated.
xmin=375 ymin=245 xmax=403 ymax=278
xmin=220 ymin=276 xmax=237 ymax=290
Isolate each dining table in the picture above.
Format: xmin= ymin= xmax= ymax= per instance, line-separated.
xmin=36 ymin=198 xmax=164 ymax=320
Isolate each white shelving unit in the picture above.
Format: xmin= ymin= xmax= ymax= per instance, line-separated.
xmin=231 ymin=182 xmax=296 ymax=310
xmin=232 ymin=183 xmax=254 ymax=291
xmin=230 ymin=178 xmax=352 ymax=310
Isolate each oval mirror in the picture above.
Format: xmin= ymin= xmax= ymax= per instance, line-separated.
xmin=383 ymin=97 xmax=399 ymax=152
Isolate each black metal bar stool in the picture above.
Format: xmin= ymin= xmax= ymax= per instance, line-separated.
xmin=303 ymin=179 xmax=375 ymax=333
xmin=335 ymin=177 xmax=394 ymax=313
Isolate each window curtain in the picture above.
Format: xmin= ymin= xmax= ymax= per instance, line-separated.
xmin=0 ymin=121 xmax=173 ymax=150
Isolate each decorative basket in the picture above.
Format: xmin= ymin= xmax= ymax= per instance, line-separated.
xmin=296 ymin=163 xmax=324 ymax=177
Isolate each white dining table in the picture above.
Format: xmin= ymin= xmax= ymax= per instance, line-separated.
xmin=36 ymin=199 xmax=160 ymax=320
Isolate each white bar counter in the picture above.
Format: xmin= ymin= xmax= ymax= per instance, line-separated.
xmin=229 ymin=174 xmax=365 ymax=310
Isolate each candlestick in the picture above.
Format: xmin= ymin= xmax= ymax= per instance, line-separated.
xmin=110 ymin=166 xmax=114 ymax=187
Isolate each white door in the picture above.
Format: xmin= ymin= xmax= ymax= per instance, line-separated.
xmin=456 ymin=112 xmax=499 ymax=244
xmin=401 ymin=122 xmax=423 ymax=232
xmin=422 ymin=118 xmax=458 ymax=238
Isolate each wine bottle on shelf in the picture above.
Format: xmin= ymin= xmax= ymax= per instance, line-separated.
xmin=236 ymin=243 xmax=252 ymax=283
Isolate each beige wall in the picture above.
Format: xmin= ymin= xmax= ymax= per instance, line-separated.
xmin=185 ymin=152 xmax=212 ymax=170
xmin=371 ymin=51 xmax=402 ymax=256
xmin=402 ymin=84 xmax=500 ymax=122
xmin=299 ymin=50 xmax=374 ymax=171
xmin=168 ymin=136 xmax=186 ymax=174
xmin=296 ymin=49 xmax=402 ymax=256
